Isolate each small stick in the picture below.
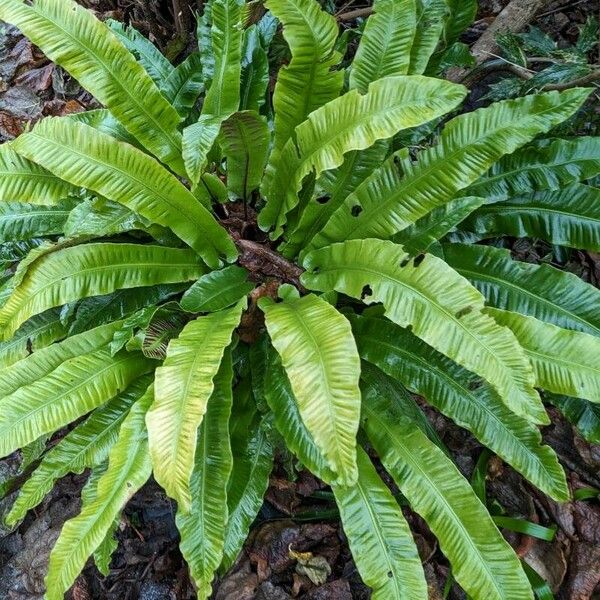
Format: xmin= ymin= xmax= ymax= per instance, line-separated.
xmin=336 ymin=6 xmax=373 ymax=22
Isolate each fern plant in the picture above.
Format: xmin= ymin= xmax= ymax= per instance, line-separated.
xmin=0 ymin=0 xmax=599 ymax=599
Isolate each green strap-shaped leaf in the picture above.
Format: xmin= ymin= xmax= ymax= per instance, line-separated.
xmin=408 ymin=0 xmax=448 ymax=74
xmin=260 ymin=293 xmax=361 ymax=484
xmin=222 ymin=382 xmax=273 ymax=571
xmin=75 ymin=463 xmax=120 ymax=576
xmin=547 ymin=393 xmax=600 ymax=444
xmin=66 ymin=109 xmax=139 ymax=146
xmin=392 ymin=196 xmax=484 ymax=255
xmin=161 ymin=52 xmax=204 ymax=118
xmin=283 ymin=0 xmax=416 ymax=254
xmin=310 ymin=88 xmax=591 ymax=249
xmin=0 ymin=144 xmax=78 ymax=205
xmin=0 ymin=321 xmax=123 ymax=397
xmin=63 ymin=197 xmax=172 ymax=241
xmin=197 ymin=0 xmax=216 ymax=88
xmin=182 ymin=0 xmax=243 ymax=183
xmin=361 ymin=360 xmax=448 ymax=451
xmin=283 ymin=0 xmax=415 ymax=253
xmin=0 ymin=0 xmax=184 ymax=175
xmin=0 ymin=347 xmax=153 ymax=459
xmin=12 ymin=118 xmax=237 ymax=267
xmin=0 ymin=308 xmax=66 ymax=369
xmin=239 ymin=25 xmax=269 ymax=112
xmin=221 ymin=111 xmax=270 ymax=200
xmin=458 ymin=184 xmax=600 ymax=252
xmin=0 ymin=200 xmax=76 ymax=242
xmin=182 ymin=115 xmax=224 ymax=183
xmin=349 ymin=0 xmax=416 ymax=92
xmin=45 ymin=385 xmax=154 ymax=600
xmin=442 ymin=0 xmax=478 ymax=47
xmin=181 ymin=266 xmax=254 ymax=313
xmin=284 ymin=142 xmax=389 ymax=258
xmin=176 ymin=350 xmax=234 ymax=599
xmin=69 ymin=285 xmax=185 ymax=335
xmin=260 ymin=75 xmax=467 ymax=237
xmin=202 ymin=0 xmax=243 ymax=117
xmin=466 ymin=137 xmax=600 ymax=201
xmin=147 ymin=299 xmax=245 ymax=510
xmin=106 ymin=19 xmax=174 ymax=86
xmin=262 ymin=0 xmax=343 ymax=188
xmin=5 ymin=376 xmax=151 ymax=527
xmin=302 ymin=239 xmax=546 ymax=424
xmin=262 ymin=339 xmax=336 ymax=483
xmin=487 ymin=307 xmax=600 ymax=404
xmin=333 ymin=446 xmax=427 ymax=600
xmin=222 ymin=420 xmax=272 ymax=569
xmin=443 ymin=243 xmax=600 ymax=337
xmin=352 ymin=314 xmax=568 ymax=501
xmin=0 ymin=243 xmax=205 ymax=340
xmin=362 ymin=393 xmax=534 ymax=600
xmin=93 ymin=513 xmax=119 ymax=577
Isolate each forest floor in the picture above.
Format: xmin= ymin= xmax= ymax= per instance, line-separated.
xmin=0 ymin=0 xmax=600 ymax=599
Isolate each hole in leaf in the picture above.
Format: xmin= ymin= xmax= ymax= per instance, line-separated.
xmin=455 ymin=306 xmax=474 ymax=319
xmin=393 ymin=154 xmax=405 ymax=176
xmin=316 ymin=195 xmax=331 ymax=205
xmin=468 ymin=378 xmax=483 ymax=391
xmin=400 ymin=258 xmax=410 ymax=268
xmin=361 ymin=285 xmax=373 ymax=300
xmin=387 ymin=571 xmax=393 ymax=578
xmin=413 ymin=254 xmax=426 ymax=267
xmin=351 ymin=204 xmax=363 ymax=217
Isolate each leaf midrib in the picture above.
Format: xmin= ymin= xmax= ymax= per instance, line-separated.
xmin=454 ymin=265 xmax=600 ymax=337
xmin=359 ymin=332 xmax=558 ymax=484
xmin=340 ymin=98 xmax=579 ymax=242
xmin=5 ymin=258 xmax=198 ymax=334
xmin=284 ymin=304 xmax=351 ymax=475
xmin=22 ymin=132 xmax=222 ymax=243
xmin=325 ymin=262 xmax=525 ymax=395
xmin=28 ymin=3 xmax=182 ymax=159
xmin=364 ymin=404 xmax=505 ymax=600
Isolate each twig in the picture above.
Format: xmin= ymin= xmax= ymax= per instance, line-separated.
xmin=460 ymin=57 xmax=600 ymax=91
xmin=171 ymin=0 xmax=193 ymax=36
xmin=541 ymin=70 xmax=600 ymax=91
xmin=336 ymin=6 xmax=373 ymax=22
xmin=537 ymin=0 xmax=589 ymax=18
xmin=447 ymin=0 xmax=553 ymax=82
xmin=469 ymin=0 xmax=553 ymax=66
xmin=235 ymin=238 xmax=305 ymax=289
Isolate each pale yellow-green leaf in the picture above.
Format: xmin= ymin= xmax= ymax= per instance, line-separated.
xmin=176 ymin=350 xmax=234 ymax=599
xmin=487 ymin=307 xmax=600 ymax=404
xmin=45 ymin=385 xmax=154 ymax=600
xmin=333 ymin=447 xmax=427 ymax=600
xmin=259 ymin=293 xmax=361 ymax=484
xmin=0 ymin=0 xmax=185 ymax=174
xmin=147 ymin=299 xmax=245 ymax=510
xmin=11 ymin=118 xmax=237 ymax=267
xmin=302 ymin=239 xmax=547 ymax=424
xmin=0 ymin=243 xmax=205 ymax=340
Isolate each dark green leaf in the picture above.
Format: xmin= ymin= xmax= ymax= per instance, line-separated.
xmin=180 ymin=266 xmax=254 ymax=313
